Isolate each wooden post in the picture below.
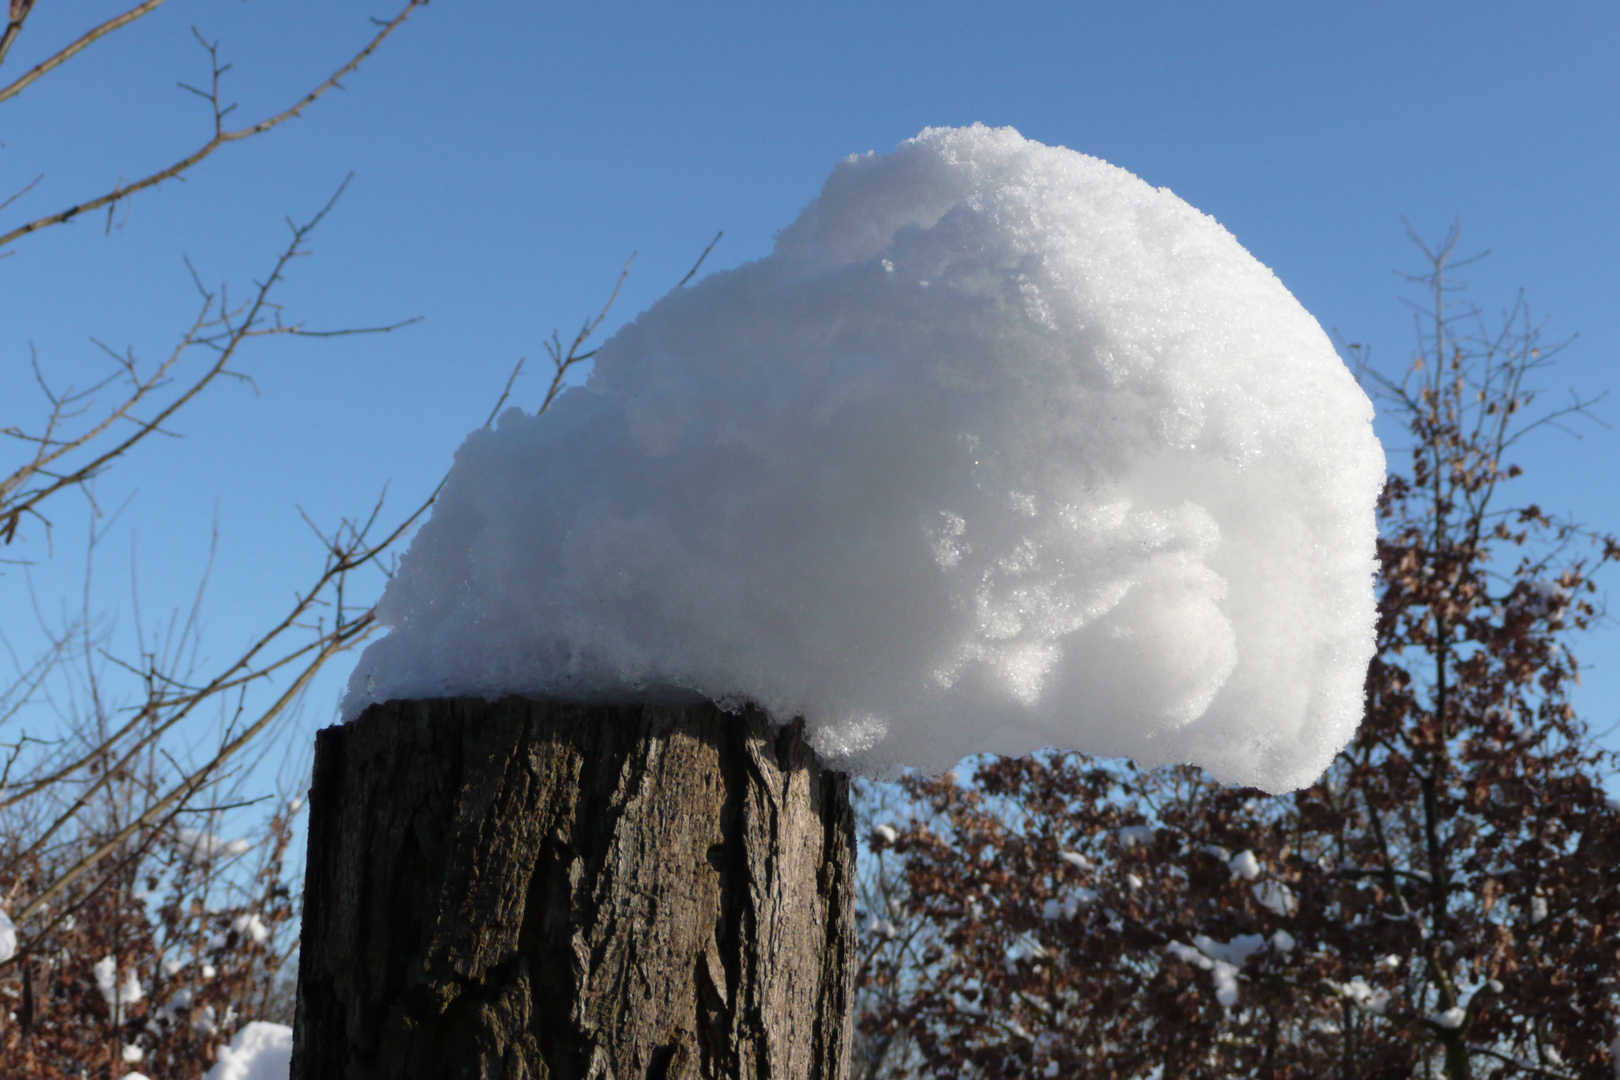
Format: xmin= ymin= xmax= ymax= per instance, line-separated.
xmin=291 ymin=697 xmax=856 ymax=1080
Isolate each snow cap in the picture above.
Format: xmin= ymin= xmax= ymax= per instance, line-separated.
xmin=342 ymin=124 xmax=1383 ymax=792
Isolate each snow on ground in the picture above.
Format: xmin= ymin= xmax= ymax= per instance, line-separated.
xmin=342 ymin=124 xmax=1383 ymax=792
xmin=203 ymin=1022 xmax=293 ymax=1080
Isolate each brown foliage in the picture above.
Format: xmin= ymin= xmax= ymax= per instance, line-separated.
xmin=856 ymin=230 xmax=1620 ymax=1079
xmin=1 ymin=803 xmax=297 ymax=1077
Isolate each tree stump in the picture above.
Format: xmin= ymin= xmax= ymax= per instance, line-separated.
xmin=291 ymin=697 xmax=856 ymax=1080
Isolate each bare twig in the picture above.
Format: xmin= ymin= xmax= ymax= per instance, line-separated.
xmin=283 ymin=316 xmax=423 ymax=339
xmin=0 ymin=0 xmax=40 ymax=72
xmin=0 ymin=0 xmax=428 ymax=250
xmin=539 ymin=253 xmax=634 ymax=414
xmin=0 ymin=176 xmax=404 ymax=549
xmin=675 ymin=230 xmax=723 ymax=289
xmin=0 ymin=171 xmax=42 ymax=215
xmin=0 ymin=0 xmax=169 ymax=98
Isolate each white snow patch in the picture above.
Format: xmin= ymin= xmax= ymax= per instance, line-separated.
xmin=1044 ymin=888 xmax=1097 ymax=921
xmin=342 ymin=124 xmax=1383 ymax=793
xmin=1117 ymin=825 xmax=1155 ymax=849
xmin=1525 ymin=579 xmax=1569 ymax=617
xmin=1229 ymin=850 xmax=1261 ymax=880
xmin=204 ymin=1021 xmax=293 ymax=1080
xmin=1059 ymin=850 xmax=1091 ymax=871
xmin=1253 ymin=879 xmax=1295 ymax=916
xmin=1167 ymin=941 xmax=1209 ymax=969
xmin=1193 ymin=933 xmax=1268 ymax=967
xmin=1333 ymin=976 xmax=1389 ymax=1014
xmin=176 ymin=828 xmax=252 ymax=865
xmin=0 ymin=909 xmax=15 ymax=964
xmin=1210 ymin=961 xmax=1240 ymax=1007
xmin=232 ymin=913 xmax=270 ymax=945
xmin=1431 ymin=1006 xmax=1466 ymax=1029
xmin=94 ymin=956 xmax=143 ymax=1023
xmin=1168 ymin=932 xmax=1272 ymax=1007
xmin=872 ymin=823 xmax=899 ymax=845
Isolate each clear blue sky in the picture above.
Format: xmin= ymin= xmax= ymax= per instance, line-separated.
xmin=4 ymin=1 xmax=1618 ymax=787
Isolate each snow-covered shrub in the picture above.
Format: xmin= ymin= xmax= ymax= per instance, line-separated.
xmin=0 ymin=802 xmax=299 ymax=1078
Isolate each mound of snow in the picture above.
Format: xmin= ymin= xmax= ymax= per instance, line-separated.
xmin=342 ymin=124 xmax=1382 ymax=792
xmin=204 ymin=1021 xmax=292 ymax=1080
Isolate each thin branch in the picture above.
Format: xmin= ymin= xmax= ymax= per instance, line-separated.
xmin=281 ymin=316 xmax=422 ymax=339
xmin=0 ymin=0 xmax=169 ymax=99
xmin=539 ymin=254 xmax=634 ymax=414
xmin=0 ymin=0 xmax=427 ymax=250
xmin=0 ymin=171 xmax=42 ymax=215
xmin=0 ymin=261 xmax=626 ymax=953
xmin=675 ymin=230 xmax=723 ymax=289
xmin=9 ymin=623 xmax=355 ymax=925
xmin=0 ymin=0 xmax=39 ymax=72
xmin=1 ymin=176 xmax=377 ymax=545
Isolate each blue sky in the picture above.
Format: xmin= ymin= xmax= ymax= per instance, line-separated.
xmin=4 ymin=1 xmax=1618 ymax=790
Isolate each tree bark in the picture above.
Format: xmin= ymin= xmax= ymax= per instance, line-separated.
xmin=291 ymin=696 xmax=856 ymax=1080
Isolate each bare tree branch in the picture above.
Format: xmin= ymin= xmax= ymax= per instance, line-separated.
xmin=0 ymin=0 xmax=428 ymax=250
xmin=0 ymin=0 xmax=171 ymax=102
xmin=0 ymin=0 xmax=40 ymax=72
xmin=0 ymin=262 xmax=629 ymax=955
xmin=0 ymin=176 xmax=406 ymax=549
xmin=675 ymin=229 xmax=722 ymax=289
xmin=539 ymin=253 xmax=634 ymax=414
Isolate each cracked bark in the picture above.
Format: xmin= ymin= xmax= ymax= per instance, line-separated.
xmin=291 ymin=697 xmax=856 ymax=1080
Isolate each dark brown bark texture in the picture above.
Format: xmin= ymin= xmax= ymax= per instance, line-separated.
xmin=292 ymin=696 xmax=856 ymax=1080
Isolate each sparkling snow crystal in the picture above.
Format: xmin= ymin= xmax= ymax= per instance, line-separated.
xmin=342 ymin=124 xmax=1383 ymax=792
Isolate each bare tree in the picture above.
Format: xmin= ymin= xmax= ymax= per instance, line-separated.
xmin=0 ymin=3 xmax=617 ymax=1074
